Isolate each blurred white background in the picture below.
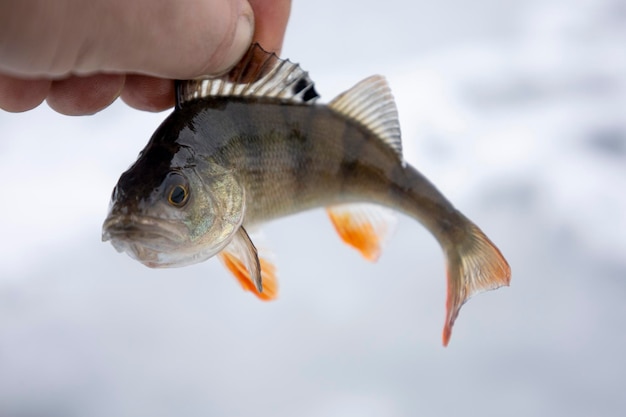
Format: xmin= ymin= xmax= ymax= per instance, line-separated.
xmin=1 ymin=0 xmax=625 ymax=416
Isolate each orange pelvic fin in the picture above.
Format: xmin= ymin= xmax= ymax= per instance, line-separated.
xmin=326 ymin=203 xmax=397 ymax=262
xmin=442 ymin=222 xmax=511 ymax=346
xmin=218 ymin=227 xmax=278 ymax=301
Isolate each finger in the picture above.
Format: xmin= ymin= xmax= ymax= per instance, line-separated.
xmin=0 ymin=0 xmax=254 ymax=79
xmin=120 ymin=75 xmax=175 ymax=112
xmin=46 ymin=74 xmax=125 ymax=116
xmin=248 ymin=0 xmax=292 ymax=54
xmin=0 ymin=75 xmax=51 ymax=112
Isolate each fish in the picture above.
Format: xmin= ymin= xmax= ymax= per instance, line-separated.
xmin=102 ymin=44 xmax=511 ymax=346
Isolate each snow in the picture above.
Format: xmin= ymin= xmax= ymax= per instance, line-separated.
xmin=1 ymin=0 xmax=625 ymax=416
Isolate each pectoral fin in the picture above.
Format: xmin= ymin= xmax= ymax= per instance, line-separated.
xmin=218 ymin=227 xmax=278 ymax=301
xmin=326 ymin=203 xmax=398 ymax=262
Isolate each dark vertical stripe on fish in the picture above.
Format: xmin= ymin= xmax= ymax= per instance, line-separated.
xmin=290 ymin=105 xmax=317 ymax=200
xmin=291 ymin=127 xmax=311 ymax=198
xmin=389 ymin=162 xmax=409 ymax=202
xmin=338 ymin=126 xmax=368 ymax=192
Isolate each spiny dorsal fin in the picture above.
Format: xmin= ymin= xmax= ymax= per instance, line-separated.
xmin=176 ymin=43 xmax=319 ymax=106
xmin=329 ymin=75 xmax=403 ymax=159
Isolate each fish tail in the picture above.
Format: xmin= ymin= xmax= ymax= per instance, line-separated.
xmin=442 ymin=220 xmax=510 ymax=346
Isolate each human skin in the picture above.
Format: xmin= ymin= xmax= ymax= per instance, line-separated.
xmin=0 ymin=0 xmax=291 ymax=115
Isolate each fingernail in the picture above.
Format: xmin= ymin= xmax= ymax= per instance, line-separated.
xmin=213 ymin=1 xmax=254 ymax=75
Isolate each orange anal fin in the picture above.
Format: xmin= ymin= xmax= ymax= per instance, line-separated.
xmin=326 ymin=204 xmax=397 ymax=262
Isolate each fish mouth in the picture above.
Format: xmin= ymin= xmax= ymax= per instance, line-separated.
xmin=102 ymin=214 xmax=217 ymax=268
xmin=102 ymin=214 xmax=187 ymax=250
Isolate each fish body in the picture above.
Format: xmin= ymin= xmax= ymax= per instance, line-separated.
xmin=103 ymin=44 xmax=510 ymax=345
xmin=155 ymin=96 xmax=443 ymax=227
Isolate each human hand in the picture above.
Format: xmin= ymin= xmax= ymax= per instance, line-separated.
xmin=0 ymin=0 xmax=291 ymax=115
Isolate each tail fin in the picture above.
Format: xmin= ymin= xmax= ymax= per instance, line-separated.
xmin=442 ymin=223 xmax=510 ymax=346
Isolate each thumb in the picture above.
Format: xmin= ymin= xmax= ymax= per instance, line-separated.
xmin=0 ymin=0 xmax=254 ymax=79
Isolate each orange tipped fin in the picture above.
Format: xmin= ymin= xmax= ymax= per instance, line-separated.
xmin=442 ymin=222 xmax=511 ymax=346
xmin=217 ymin=227 xmax=279 ymax=301
xmin=326 ymin=204 xmax=397 ymax=262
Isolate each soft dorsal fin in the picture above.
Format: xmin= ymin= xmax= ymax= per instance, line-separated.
xmin=176 ymin=43 xmax=319 ymax=107
xmin=329 ymin=75 xmax=403 ymax=159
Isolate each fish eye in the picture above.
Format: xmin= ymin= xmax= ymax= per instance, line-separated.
xmin=169 ymin=185 xmax=188 ymax=206
xmin=164 ymin=172 xmax=189 ymax=207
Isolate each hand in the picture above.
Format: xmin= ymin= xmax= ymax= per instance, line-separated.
xmin=0 ymin=0 xmax=291 ymax=115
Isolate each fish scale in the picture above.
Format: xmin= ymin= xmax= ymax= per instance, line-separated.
xmin=103 ymin=44 xmax=510 ymax=346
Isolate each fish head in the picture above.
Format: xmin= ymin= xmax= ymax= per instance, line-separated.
xmin=102 ymin=139 xmax=245 ymax=268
